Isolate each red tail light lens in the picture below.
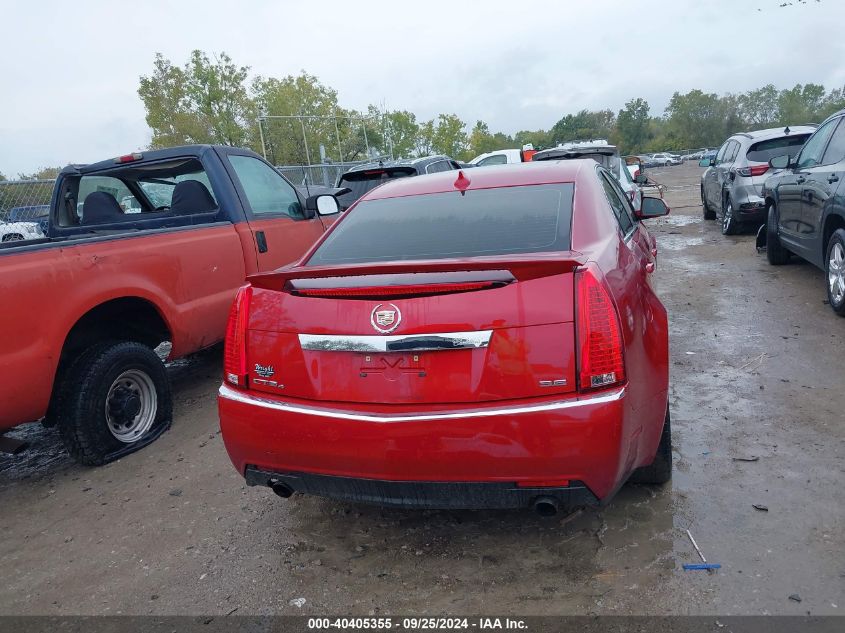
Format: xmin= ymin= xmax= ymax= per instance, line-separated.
xmin=224 ymin=285 xmax=252 ymax=387
xmin=736 ymin=164 xmax=769 ymax=177
xmin=575 ymin=266 xmax=626 ymax=391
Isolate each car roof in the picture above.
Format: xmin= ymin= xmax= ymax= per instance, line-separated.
xmin=362 ymin=160 xmax=591 ymax=201
xmin=533 ymin=144 xmax=619 ymax=161
xmin=62 ymin=144 xmax=259 ymax=175
xmin=729 ymin=125 xmax=817 ymax=143
xmin=341 ymin=155 xmax=453 ymax=176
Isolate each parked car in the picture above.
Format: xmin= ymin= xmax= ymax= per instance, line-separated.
xmin=335 ymin=156 xmax=461 ymax=210
xmin=649 ymin=153 xmax=675 ymax=167
xmin=700 ymin=126 xmax=815 ymax=234
xmin=668 ymin=154 xmax=683 ymax=166
xmin=0 ymin=145 xmax=339 ymax=464
xmin=533 ymin=143 xmax=643 ymax=210
xmin=8 ymin=204 xmax=50 ymax=223
xmin=218 ymin=160 xmax=672 ymax=513
xmin=469 ymin=145 xmax=537 ymax=167
xmin=760 ymin=110 xmax=845 ymax=316
xmin=0 ymin=220 xmax=45 ymax=242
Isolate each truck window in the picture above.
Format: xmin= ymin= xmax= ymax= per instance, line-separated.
xmin=76 ymin=176 xmax=139 ymax=222
xmin=477 ymin=154 xmax=508 ymax=166
xmin=228 ymin=155 xmax=302 ymax=218
xmin=137 ymin=170 xmax=217 ymax=210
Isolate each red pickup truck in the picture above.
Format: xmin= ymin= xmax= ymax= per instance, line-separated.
xmin=0 ymin=145 xmax=340 ymax=464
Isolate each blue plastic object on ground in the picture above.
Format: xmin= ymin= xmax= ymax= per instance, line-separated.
xmin=683 ymin=563 xmax=721 ymax=570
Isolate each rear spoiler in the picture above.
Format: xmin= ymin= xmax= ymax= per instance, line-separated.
xmin=248 ymin=253 xmax=587 ymax=292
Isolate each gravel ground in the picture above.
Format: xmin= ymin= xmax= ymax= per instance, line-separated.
xmin=0 ymin=161 xmax=843 ymax=616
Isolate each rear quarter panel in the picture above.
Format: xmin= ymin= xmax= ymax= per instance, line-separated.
xmin=571 ymin=172 xmax=670 ymax=476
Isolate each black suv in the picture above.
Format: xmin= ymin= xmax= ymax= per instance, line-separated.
xmin=336 ymin=156 xmax=461 ymax=210
xmin=762 ymin=108 xmax=845 ymax=316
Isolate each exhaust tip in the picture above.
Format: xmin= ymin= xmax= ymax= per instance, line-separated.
xmin=271 ymin=482 xmax=293 ymax=498
xmin=532 ymin=496 xmax=560 ymax=517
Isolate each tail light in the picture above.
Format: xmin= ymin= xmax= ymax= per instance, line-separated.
xmin=224 ymin=285 xmax=252 ymax=387
xmin=736 ymin=164 xmax=769 ymax=178
xmin=575 ymin=266 xmax=626 ymax=391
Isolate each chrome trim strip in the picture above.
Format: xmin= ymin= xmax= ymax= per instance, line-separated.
xmin=298 ymin=330 xmax=492 ymax=353
xmin=218 ymin=384 xmax=625 ymax=423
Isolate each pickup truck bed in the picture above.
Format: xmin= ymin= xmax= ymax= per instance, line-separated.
xmin=0 ymin=144 xmax=338 ymax=464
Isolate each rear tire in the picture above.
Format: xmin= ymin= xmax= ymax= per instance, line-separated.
xmin=721 ymin=197 xmax=739 ymax=235
xmin=629 ymin=406 xmax=672 ymax=485
xmin=56 ymin=341 xmax=172 ymax=466
xmin=766 ymin=203 xmax=790 ymax=265
xmin=701 ymin=188 xmax=716 ymax=220
xmin=826 ymin=228 xmax=845 ymax=317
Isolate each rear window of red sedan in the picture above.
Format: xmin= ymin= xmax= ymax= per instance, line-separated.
xmin=307 ymin=183 xmax=574 ymax=265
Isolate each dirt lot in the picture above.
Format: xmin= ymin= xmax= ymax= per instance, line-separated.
xmin=1 ymin=161 xmax=843 ymax=616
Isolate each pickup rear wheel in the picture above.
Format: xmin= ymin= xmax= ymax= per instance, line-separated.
xmin=629 ymin=406 xmax=672 ymax=485
xmin=56 ymin=341 xmax=172 ymax=466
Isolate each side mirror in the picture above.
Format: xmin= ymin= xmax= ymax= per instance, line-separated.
xmin=635 ymin=173 xmax=648 ymax=185
xmin=635 ymin=196 xmax=670 ymax=219
xmin=306 ymin=194 xmax=340 ymax=216
xmin=769 ymin=154 xmax=790 ymax=170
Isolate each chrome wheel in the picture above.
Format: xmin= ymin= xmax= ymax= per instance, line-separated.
xmin=105 ymin=369 xmax=157 ymax=443
xmin=829 ymin=241 xmax=845 ymax=306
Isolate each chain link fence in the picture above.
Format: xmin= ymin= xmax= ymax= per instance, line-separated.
xmin=0 ymin=179 xmax=55 ymax=242
xmin=276 ymin=157 xmax=391 ymax=189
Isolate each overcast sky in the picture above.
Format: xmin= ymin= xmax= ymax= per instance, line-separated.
xmin=1 ymin=0 xmax=843 ymax=176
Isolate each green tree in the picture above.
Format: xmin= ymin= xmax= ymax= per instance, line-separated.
xmin=738 ymin=84 xmax=779 ymax=128
xmin=548 ymin=109 xmax=615 ymax=145
xmin=468 ymin=120 xmax=514 ymax=158
xmin=139 ymin=51 xmax=255 ymax=150
xmin=430 ymin=114 xmax=467 ymax=158
xmin=616 ymin=98 xmax=651 ymax=153
xmin=381 ymin=110 xmax=420 ymax=159
xmin=415 ymin=120 xmax=435 ymax=157
xmin=777 ymin=83 xmax=826 ymax=125
xmin=664 ymin=89 xmax=726 ymax=147
xmin=513 ymin=129 xmax=549 ymax=150
xmin=17 ymin=166 xmax=62 ymax=180
xmin=253 ymin=72 xmax=337 ymax=164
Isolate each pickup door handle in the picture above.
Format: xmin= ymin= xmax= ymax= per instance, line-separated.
xmin=255 ymin=230 xmax=268 ymax=253
xmin=829 ymin=174 xmax=840 ymax=184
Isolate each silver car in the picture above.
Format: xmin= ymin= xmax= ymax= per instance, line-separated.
xmin=533 ymin=143 xmax=643 ymax=211
xmin=700 ymin=126 xmax=815 ymax=235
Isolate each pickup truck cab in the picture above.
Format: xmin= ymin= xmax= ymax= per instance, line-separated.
xmin=0 ymin=144 xmax=339 ymax=464
xmin=469 ymin=145 xmax=537 ymax=167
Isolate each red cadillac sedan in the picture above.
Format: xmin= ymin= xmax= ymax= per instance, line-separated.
xmin=218 ymin=160 xmax=671 ymax=515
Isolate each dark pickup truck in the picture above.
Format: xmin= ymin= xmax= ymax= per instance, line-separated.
xmin=0 ymin=144 xmax=341 ymax=464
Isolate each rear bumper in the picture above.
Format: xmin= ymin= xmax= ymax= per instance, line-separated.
xmin=218 ymin=384 xmax=638 ymax=506
xmin=245 ymin=467 xmax=598 ymax=509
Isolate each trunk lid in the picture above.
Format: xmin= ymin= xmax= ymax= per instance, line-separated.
xmin=245 ymin=256 xmax=582 ymax=404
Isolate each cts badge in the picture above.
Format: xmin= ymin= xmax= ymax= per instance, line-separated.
xmin=370 ymin=303 xmax=401 ymax=334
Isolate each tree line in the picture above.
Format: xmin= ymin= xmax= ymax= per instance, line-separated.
xmin=5 ymin=49 xmax=844 ymax=181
